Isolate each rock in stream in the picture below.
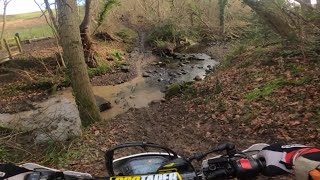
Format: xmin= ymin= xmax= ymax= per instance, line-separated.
xmin=0 ymin=96 xmax=81 ymax=143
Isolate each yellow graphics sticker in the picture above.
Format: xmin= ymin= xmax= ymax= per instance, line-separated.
xmin=110 ymin=172 xmax=182 ymax=180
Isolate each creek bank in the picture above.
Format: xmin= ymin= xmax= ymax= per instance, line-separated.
xmin=0 ymin=42 xmax=220 ymax=143
xmin=0 ymin=96 xmax=81 ymax=143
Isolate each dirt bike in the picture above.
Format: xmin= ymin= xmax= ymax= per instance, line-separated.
xmin=1 ymin=142 xmax=269 ymax=180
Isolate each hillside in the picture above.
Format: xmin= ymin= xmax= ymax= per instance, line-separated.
xmin=1 ymin=8 xmax=84 ymax=40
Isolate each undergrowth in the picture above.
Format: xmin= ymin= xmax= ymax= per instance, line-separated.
xmin=41 ymin=141 xmax=81 ymax=167
xmin=88 ymin=62 xmax=111 ymax=78
xmin=148 ymin=21 xmax=200 ymax=49
xmin=116 ymin=28 xmax=138 ymax=43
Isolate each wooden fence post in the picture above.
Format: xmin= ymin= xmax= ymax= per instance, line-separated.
xmin=14 ymin=36 xmax=23 ymax=53
xmin=3 ymin=38 xmax=12 ymax=59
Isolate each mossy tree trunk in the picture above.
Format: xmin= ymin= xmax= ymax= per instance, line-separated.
xmin=243 ymin=0 xmax=298 ymax=39
xmin=218 ymin=0 xmax=228 ymax=35
xmin=80 ymin=0 xmax=98 ymax=68
xmin=57 ymin=0 xmax=102 ymax=127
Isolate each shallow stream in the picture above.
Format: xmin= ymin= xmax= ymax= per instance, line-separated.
xmin=57 ymin=48 xmax=218 ymax=120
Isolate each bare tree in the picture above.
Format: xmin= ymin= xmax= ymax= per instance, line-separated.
xmin=44 ymin=0 xmax=59 ymax=31
xmin=57 ymin=0 xmax=102 ymax=127
xmin=0 ymin=0 xmax=12 ymax=49
xmin=34 ymin=0 xmax=66 ymax=68
xmin=80 ymin=0 xmax=97 ymax=67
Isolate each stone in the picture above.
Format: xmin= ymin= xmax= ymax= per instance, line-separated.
xmin=194 ymin=75 xmax=202 ymax=81
xmin=0 ymin=97 xmax=82 ymax=143
xmin=106 ymin=56 xmax=114 ymax=61
xmin=142 ymin=72 xmax=150 ymax=77
xmin=158 ymin=78 xmax=164 ymax=82
xmin=121 ymin=65 xmax=130 ymax=73
xmin=95 ymin=95 xmax=112 ymax=112
xmin=115 ymin=99 xmax=120 ymax=104
xmin=179 ymin=62 xmax=185 ymax=67
xmin=158 ymin=62 xmax=166 ymax=67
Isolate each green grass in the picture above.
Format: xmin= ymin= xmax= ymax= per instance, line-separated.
xmin=3 ymin=11 xmax=44 ymax=21
xmin=2 ymin=7 xmax=84 ymax=40
xmin=12 ymin=25 xmax=53 ymax=40
xmin=110 ymin=50 xmax=125 ymax=61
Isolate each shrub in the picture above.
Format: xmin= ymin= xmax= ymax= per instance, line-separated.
xmin=148 ymin=21 xmax=200 ymax=48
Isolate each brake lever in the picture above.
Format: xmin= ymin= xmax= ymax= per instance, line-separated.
xmin=188 ymin=143 xmax=236 ymax=161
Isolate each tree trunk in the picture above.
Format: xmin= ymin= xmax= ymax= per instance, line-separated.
xmin=157 ymin=0 xmax=161 ymax=22
xmin=57 ymin=0 xmax=102 ymax=127
xmin=219 ymin=0 xmax=228 ymax=35
xmin=243 ymin=0 xmax=298 ymax=39
xmin=80 ymin=0 xmax=97 ymax=68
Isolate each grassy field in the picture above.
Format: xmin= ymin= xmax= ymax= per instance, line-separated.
xmin=1 ymin=11 xmax=52 ymax=40
xmin=1 ymin=8 xmax=84 ymax=40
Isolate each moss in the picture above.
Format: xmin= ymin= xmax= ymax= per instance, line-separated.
xmin=17 ymin=79 xmax=54 ymax=91
xmin=220 ymin=43 xmax=248 ymax=69
xmin=245 ymin=77 xmax=311 ymax=100
xmin=166 ymin=82 xmax=196 ymax=99
xmin=166 ymin=83 xmax=181 ymax=98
